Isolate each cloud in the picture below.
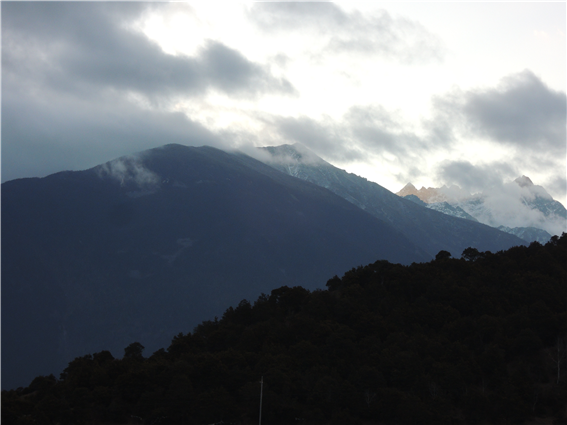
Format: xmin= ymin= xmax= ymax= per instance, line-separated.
xmin=267 ymin=104 xmax=450 ymax=172
xmin=344 ymin=106 xmax=428 ymax=157
xmin=436 ymin=160 xmax=518 ymax=194
xmin=97 ymin=155 xmax=160 ymax=189
xmin=473 ymin=181 xmax=566 ymax=236
xmin=434 ymin=71 xmax=566 ymax=155
xmin=1 ymin=80 xmax=222 ymax=182
xmin=199 ymin=41 xmax=295 ymax=96
xmin=435 ymin=160 xmax=566 ymax=235
xmin=1 ymin=2 xmax=297 ymax=182
xmin=2 ymin=2 xmax=295 ymax=102
xmin=248 ymin=3 xmax=349 ymax=31
xmin=546 ymin=175 xmax=567 ymax=203
xmin=427 ymin=71 xmax=566 ymax=205
xmin=479 ymin=184 xmax=551 ymax=229
xmin=257 ymin=142 xmax=327 ymax=168
xmin=254 ymin=70 xmax=565 ymax=205
xmin=273 ymin=115 xmax=365 ymax=162
xmin=248 ymin=3 xmax=445 ymax=64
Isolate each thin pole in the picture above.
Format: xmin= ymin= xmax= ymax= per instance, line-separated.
xmin=259 ymin=376 xmax=264 ymax=425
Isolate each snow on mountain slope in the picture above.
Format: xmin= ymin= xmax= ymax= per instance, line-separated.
xmin=396 ymin=175 xmax=567 ymax=239
xmin=261 ymin=143 xmax=525 ymax=259
xmin=496 ymin=226 xmax=552 ymax=244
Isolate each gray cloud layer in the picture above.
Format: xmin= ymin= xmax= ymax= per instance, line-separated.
xmin=2 ymin=81 xmax=220 ymax=181
xmin=435 ymin=70 xmax=566 ymax=154
xmin=429 ymin=71 xmax=566 ymax=201
xmin=3 ymin=2 xmax=295 ymax=102
xmin=2 ymin=2 xmax=296 ymax=181
xmin=436 ymin=160 xmax=518 ymax=194
xmin=264 ymin=71 xmax=565 ymax=201
xmin=248 ymin=3 xmax=445 ymax=64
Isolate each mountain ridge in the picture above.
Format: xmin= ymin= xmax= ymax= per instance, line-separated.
xmin=2 ymin=143 xmax=429 ymax=390
xmin=260 ymin=144 xmax=526 ymax=258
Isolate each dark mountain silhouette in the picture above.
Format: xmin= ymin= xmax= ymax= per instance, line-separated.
xmin=260 ymin=143 xmax=525 ymax=258
xmin=2 ymin=144 xmax=429 ymax=390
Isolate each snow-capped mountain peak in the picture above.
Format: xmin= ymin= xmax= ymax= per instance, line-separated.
xmin=397 ymin=182 xmax=417 ymax=197
xmin=262 ymin=143 xmax=325 ymax=166
xmin=515 ymin=175 xmax=534 ymax=188
xmin=395 ymin=184 xmax=449 ymax=203
xmin=396 ymin=176 xmax=566 ymax=239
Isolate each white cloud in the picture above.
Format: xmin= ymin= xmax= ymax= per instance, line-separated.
xmin=97 ymin=155 xmax=160 ymax=189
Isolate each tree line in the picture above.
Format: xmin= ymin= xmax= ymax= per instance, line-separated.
xmin=3 ymin=234 xmax=567 ymax=424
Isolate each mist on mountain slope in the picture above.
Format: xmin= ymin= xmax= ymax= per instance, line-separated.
xmin=399 ymin=176 xmax=567 ymax=237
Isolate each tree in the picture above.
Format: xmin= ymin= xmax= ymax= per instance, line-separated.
xmin=124 ymin=342 xmax=145 ymax=360
xmin=435 ymin=250 xmax=451 ymax=261
xmin=461 ymin=247 xmax=481 ymax=261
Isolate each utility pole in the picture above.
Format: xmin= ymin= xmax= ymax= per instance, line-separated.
xmin=259 ymin=376 xmax=264 ymax=425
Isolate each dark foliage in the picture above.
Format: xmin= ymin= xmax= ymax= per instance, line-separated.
xmin=3 ymin=234 xmax=566 ymax=424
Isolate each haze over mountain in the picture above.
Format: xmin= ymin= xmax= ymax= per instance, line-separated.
xmin=2 ymin=144 xmax=430 ymax=390
xmin=259 ymin=143 xmax=525 ymax=259
xmin=397 ymin=175 xmax=567 ymax=242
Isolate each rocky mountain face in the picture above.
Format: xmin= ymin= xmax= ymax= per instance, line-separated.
xmin=2 ymin=144 xmax=431 ymax=390
xmin=397 ymin=182 xmax=450 ymax=203
xmin=260 ymin=143 xmax=524 ymax=259
xmin=396 ymin=176 xmax=566 ymax=243
xmin=403 ymin=195 xmax=478 ymax=222
xmin=496 ymin=226 xmax=552 ymax=244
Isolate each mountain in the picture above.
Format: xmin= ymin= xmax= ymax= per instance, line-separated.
xmin=396 ymin=175 xmax=567 ymax=242
xmin=2 ymin=144 xmax=431 ymax=390
xmin=401 ymin=193 xmax=428 ymax=207
xmin=397 ymin=182 xmax=450 ymax=203
xmin=496 ymin=225 xmax=552 ymax=244
xmin=510 ymin=176 xmax=567 ymax=221
xmin=407 ymin=198 xmax=478 ymax=222
xmin=259 ymin=143 xmax=525 ymax=259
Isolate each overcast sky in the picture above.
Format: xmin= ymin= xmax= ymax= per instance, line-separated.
xmin=2 ymin=2 xmax=566 ymax=206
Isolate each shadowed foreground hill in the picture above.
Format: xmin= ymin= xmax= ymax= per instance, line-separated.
xmin=3 ymin=234 xmax=566 ymax=425
xmin=2 ymin=144 xmax=429 ymax=390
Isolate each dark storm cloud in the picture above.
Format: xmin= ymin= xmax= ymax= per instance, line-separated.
xmin=248 ymin=3 xmax=445 ymax=64
xmin=2 ymin=2 xmax=295 ymax=101
xmin=434 ymin=71 xmax=566 ymax=154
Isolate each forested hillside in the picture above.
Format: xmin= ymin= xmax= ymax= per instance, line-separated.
xmin=3 ymin=235 xmax=566 ymax=425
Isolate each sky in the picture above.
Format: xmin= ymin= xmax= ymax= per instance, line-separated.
xmin=2 ymin=2 xmax=566 ymax=206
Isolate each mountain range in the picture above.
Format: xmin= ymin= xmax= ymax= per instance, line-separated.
xmin=396 ymin=175 xmax=566 ymax=243
xmin=259 ymin=143 xmax=524 ymax=257
xmin=2 ymin=143 xmax=525 ymax=390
